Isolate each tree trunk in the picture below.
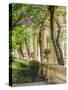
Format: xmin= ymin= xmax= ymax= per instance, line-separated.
xmin=17 ymin=44 xmax=24 ymax=58
xmin=56 ymin=21 xmax=64 ymax=65
xmin=24 ymin=39 xmax=31 ymax=59
xmin=49 ymin=7 xmax=59 ymax=62
xmin=49 ymin=6 xmax=64 ymax=65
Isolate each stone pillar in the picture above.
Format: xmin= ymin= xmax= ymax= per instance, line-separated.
xmin=40 ymin=28 xmax=47 ymax=76
xmin=33 ymin=32 xmax=38 ymax=60
xmin=41 ymin=29 xmax=46 ymax=62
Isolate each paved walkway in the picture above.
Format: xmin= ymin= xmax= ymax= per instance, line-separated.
xmin=13 ymin=81 xmax=48 ymax=87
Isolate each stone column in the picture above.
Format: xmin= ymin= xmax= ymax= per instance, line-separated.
xmin=40 ymin=28 xmax=47 ymax=76
xmin=33 ymin=32 xmax=38 ymax=60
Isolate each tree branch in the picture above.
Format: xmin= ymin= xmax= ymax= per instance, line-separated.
xmin=12 ymin=15 xmax=22 ymax=28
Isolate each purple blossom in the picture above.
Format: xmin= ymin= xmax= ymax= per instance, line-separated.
xmin=28 ymin=19 xmax=32 ymax=24
xmin=18 ymin=19 xmax=24 ymax=24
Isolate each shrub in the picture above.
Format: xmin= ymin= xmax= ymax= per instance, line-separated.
xmin=12 ymin=68 xmax=32 ymax=84
xmin=10 ymin=59 xmax=28 ymax=68
xmin=29 ymin=60 xmax=40 ymax=81
xmin=11 ymin=60 xmax=40 ymax=84
xmin=12 ymin=69 xmax=23 ymax=83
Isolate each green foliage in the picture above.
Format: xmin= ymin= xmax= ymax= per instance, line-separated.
xmin=12 ymin=68 xmax=31 ymax=83
xmin=29 ymin=60 xmax=40 ymax=81
xmin=10 ymin=59 xmax=40 ymax=83
xmin=12 ymin=25 xmax=32 ymax=50
xmin=9 ymin=59 xmax=28 ymax=68
xmin=12 ymin=27 xmax=23 ymax=49
xmin=10 ymin=4 xmax=66 ymax=51
xmin=10 ymin=4 xmax=49 ymax=51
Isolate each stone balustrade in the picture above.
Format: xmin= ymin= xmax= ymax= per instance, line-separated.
xmin=40 ymin=63 xmax=66 ymax=84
